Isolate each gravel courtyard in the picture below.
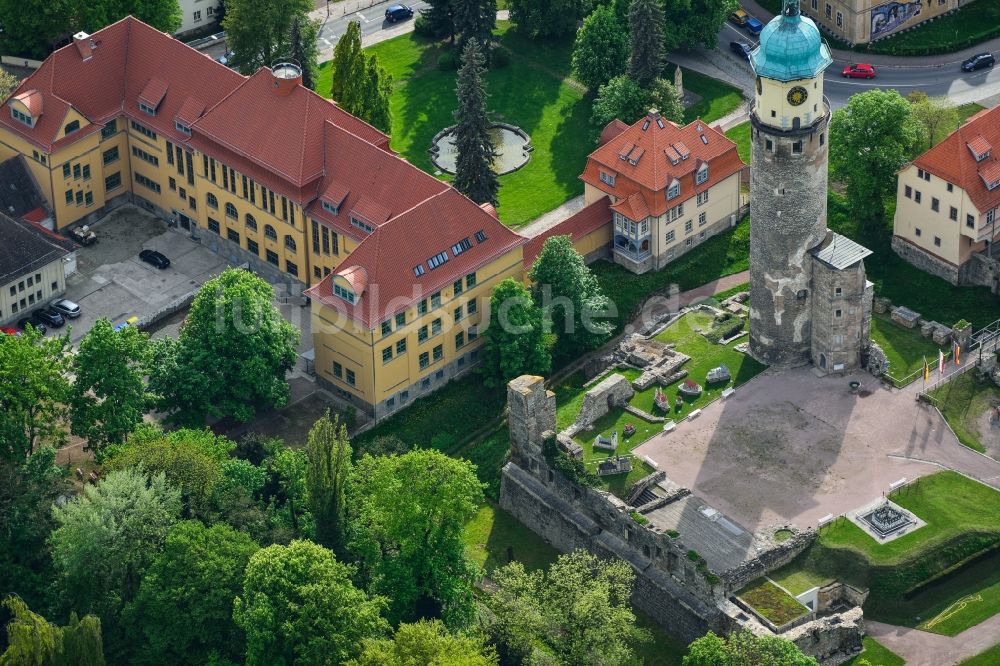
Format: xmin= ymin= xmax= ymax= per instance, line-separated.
xmin=635 ymin=367 xmax=1000 ymax=536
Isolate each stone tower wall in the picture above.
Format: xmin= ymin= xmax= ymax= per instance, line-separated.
xmin=809 ymin=258 xmax=872 ymax=373
xmin=748 ymin=111 xmax=830 ymax=366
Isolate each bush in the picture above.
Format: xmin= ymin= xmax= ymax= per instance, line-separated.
xmin=437 ymin=52 xmax=458 ymax=71
xmin=705 ymin=318 xmax=744 ymax=344
xmin=413 ymin=13 xmax=435 ymax=38
xmin=490 ymin=48 xmax=510 ymax=68
xmin=542 ymin=436 xmax=598 ymax=488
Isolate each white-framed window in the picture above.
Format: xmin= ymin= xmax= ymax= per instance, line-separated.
xmin=334 ymin=283 xmax=356 ymax=304
xmin=695 ymin=163 xmax=709 ymax=185
xmin=193 ymin=10 xmax=202 ymax=21
xmin=667 ymin=180 xmax=681 ymax=200
xmin=698 ymin=212 xmax=706 ymax=226
xmin=10 ymin=107 xmax=33 ymax=127
xmin=599 ymin=170 xmax=616 ymax=186
xmin=138 ymin=101 xmax=157 ymax=116
xmin=175 ymin=120 xmax=191 ymax=135
xmin=696 ymin=191 xmax=709 ymax=205
xmin=321 ymin=200 xmax=339 ymax=215
xmin=836 ymin=11 xmax=842 ymax=27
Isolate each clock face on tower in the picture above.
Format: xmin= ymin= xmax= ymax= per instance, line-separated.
xmin=787 ymin=86 xmax=808 ymax=106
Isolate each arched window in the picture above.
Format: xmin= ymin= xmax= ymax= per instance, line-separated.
xmin=264 ymin=224 xmax=277 ymax=241
xmin=225 ymin=202 xmax=237 ymax=218
xmin=206 ymin=193 xmax=218 ymax=209
xmin=245 ymin=213 xmax=257 ymax=230
xmin=284 ymin=235 xmax=297 ymax=251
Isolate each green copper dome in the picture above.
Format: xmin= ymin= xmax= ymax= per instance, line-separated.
xmin=750 ymin=0 xmax=832 ymax=81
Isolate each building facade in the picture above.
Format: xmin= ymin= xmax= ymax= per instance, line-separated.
xmin=892 ymin=106 xmax=1000 ymax=289
xmin=0 ymin=212 xmax=74 ymax=326
xmin=580 ymin=111 xmax=746 ymax=275
xmin=177 ymin=0 xmax=222 ymax=37
xmin=748 ymin=0 xmax=873 ymax=372
xmin=799 ymin=0 xmax=969 ymax=45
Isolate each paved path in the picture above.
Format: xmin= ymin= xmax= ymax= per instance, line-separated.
xmin=517 ymin=195 xmax=586 ymax=238
xmin=867 ymin=615 xmax=1000 ymax=666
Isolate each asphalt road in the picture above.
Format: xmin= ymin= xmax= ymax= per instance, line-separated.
xmin=315 ymin=0 xmax=429 ymax=56
xmin=718 ymin=21 xmax=1000 ymax=109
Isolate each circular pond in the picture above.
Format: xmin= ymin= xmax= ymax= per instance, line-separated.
xmin=430 ymin=123 xmax=532 ymax=176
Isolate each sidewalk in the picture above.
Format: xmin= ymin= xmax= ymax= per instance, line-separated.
xmin=740 ymin=0 xmax=1000 ymax=67
xmin=867 ymin=615 xmax=1000 ymax=666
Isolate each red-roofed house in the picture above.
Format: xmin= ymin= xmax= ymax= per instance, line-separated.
xmin=892 ymin=105 xmax=1000 ymax=287
xmin=581 ymin=110 xmax=746 ymax=273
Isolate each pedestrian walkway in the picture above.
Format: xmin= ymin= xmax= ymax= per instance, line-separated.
xmin=517 ymin=195 xmax=586 ymax=238
xmin=867 ymin=615 xmax=1000 ymax=666
xmin=740 ymin=0 xmax=1000 ymax=67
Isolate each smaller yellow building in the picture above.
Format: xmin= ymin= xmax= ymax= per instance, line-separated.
xmin=0 ymin=212 xmax=75 ymax=326
xmin=800 ymin=0 xmax=965 ymax=45
xmin=892 ymin=105 xmax=1000 ymax=288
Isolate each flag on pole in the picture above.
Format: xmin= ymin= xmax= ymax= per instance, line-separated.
xmin=939 ymin=350 xmax=945 ymax=374
xmin=955 ymin=344 xmax=961 ymax=365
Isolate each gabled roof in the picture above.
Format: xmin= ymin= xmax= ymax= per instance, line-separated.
xmin=0 ymin=156 xmax=47 ymax=219
xmin=0 ymin=212 xmax=73 ymax=285
xmin=581 ymin=110 xmax=745 ymax=219
xmin=306 ymin=189 xmax=526 ymax=329
xmin=912 ymin=104 xmax=1000 ymax=214
xmin=810 ymin=231 xmax=872 ymax=270
xmin=523 ymin=198 xmax=612 ymax=267
xmin=599 ymin=119 xmax=630 ymax=146
xmin=137 ymin=77 xmax=168 ymax=109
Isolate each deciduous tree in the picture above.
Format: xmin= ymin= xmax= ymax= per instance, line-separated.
xmin=0 ymin=597 xmax=105 ymax=666
xmin=305 ymin=410 xmax=351 ymax=554
xmin=628 ymin=0 xmax=665 ymax=87
xmin=149 ymin=268 xmax=299 ymax=425
xmin=528 ymin=235 xmax=613 ymax=360
xmin=684 ymin=630 xmax=818 ymax=666
xmin=233 ymin=540 xmax=389 ymax=666
xmin=0 ymin=69 xmax=19 ymax=102
xmin=830 ymin=89 xmax=922 ymax=226
xmin=572 ymin=4 xmax=630 ymax=91
xmin=70 ymin=318 xmax=151 ymax=458
xmin=664 ymin=0 xmax=738 ymax=51
xmin=349 ymin=449 xmax=485 ymax=627
xmin=126 ymin=520 xmax=259 ymax=665
xmin=481 ymin=278 xmax=551 ymax=387
xmin=349 ymin=619 xmax=497 ymax=666
xmin=907 ymin=91 xmax=960 ymax=151
xmin=453 ymin=38 xmax=499 ymax=207
xmin=222 ymin=0 xmax=312 ymax=75
xmin=508 ymin=0 xmax=587 ymax=38
xmin=78 ymin=0 xmax=182 ymax=36
xmin=0 ymin=327 xmax=71 ymax=460
xmin=591 ymin=74 xmax=650 ymax=128
xmin=483 ymin=550 xmax=647 ymax=665
xmin=288 ymin=15 xmax=319 ymax=91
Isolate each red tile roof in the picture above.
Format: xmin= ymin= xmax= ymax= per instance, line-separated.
xmin=599 ymin=119 xmax=630 ymax=146
xmin=138 ymin=77 xmax=168 ymax=109
xmin=522 ymin=197 xmax=612 ymax=267
xmin=14 ymin=90 xmax=44 ymax=116
xmin=912 ymin=104 xmax=1000 ymax=214
xmin=307 ymin=189 xmax=527 ymax=329
xmin=581 ymin=111 xmax=745 ymax=219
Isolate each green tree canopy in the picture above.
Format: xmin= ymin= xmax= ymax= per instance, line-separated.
xmin=70 ymin=317 xmax=151 ymax=457
xmin=222 ymin=0 xmax=312 ymax=75
xmin=349 ymin=449 xmax=485 ymax=627
xmin=453 ymin=38 xmax=499 ymax=207
xmin=906 ymin=91 xmax=960 ymax=152
xmin=48 ymin=469 xmax=181 ymax=660
xmin=481 ymin=278 xmax=551 ymax=387
xmin=233 ymin=540 xmax=389 ymax=666
xmin=683 ymin=630 xmax=818 ymax=666
xmin=349 ymin=619 xmax=497 ymax=666
xmin=830 ymin=89 xmax=922 ymax=226
xmin=483 ymin=550 xmax=647 ymax=665
xmin=288 ymin=15 xmax=320 ymax=91
xmin=78 ymin=0 xmax=182 ymax=35
xmin=0 ymin=69 xmax=19 ymax=102
xmin=528 ymin=235 xmax=613 ymax=360
xmin=509 ymin=0 xmax=588 ymax=38
xmin=628 ymin=0 xmax=665 ymax=87
xmin=0 ymin=328 xmax=71 ymax=460
xmin=572 ymin=4 xmax=629 ymax=92
xmin=662 ymin=0 xmax=737 ymax=51
xmin=149 ymin=268 xmax=299 ymax=425
xmin=453 ymin=0 xmax=496 ymax=53
xmin=591 ymin=74 xmax=650 ymax=128
xmin=0 ymin=597 xmax=105 ymax=666
xmin=126 ymin=520 xmax=259 ymax=665
xmin=329 ymin=21 xmax=394 ymax=134
xmin=305 ymin=410 xmax=352 ymax=554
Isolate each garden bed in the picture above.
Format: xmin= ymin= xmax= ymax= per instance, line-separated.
xmin=736 ymin=578 xmax=810 ymax=627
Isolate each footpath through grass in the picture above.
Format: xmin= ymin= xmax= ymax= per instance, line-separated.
xmin=961 ymin=642 xmax=1000 ymax=666
xmin=844 ymin=637 xmax=904 ymax=666
xmin=930 ymin=371 xmax=999 ymax=454
xmin=770 ymin=471 xmax=1000 ymax=631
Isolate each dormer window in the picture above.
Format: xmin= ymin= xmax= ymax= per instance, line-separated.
xmin=138 ymin=101 xmax=157 ymax=116
xmin=10 ymin=107 xmax=33 ymax=127
xmin=350 ymin=216 xmax=374 ymax=234
xmin=322 ymin=200 xmax=339 ymax=215
xmin=968 ymin=136 xmax=992 ymax=162
xmin=696 ymin=163 xmax=709 ymax=185
xmin=427 ymin=251 xmax=449 ymax=270
xmin=174 ymin=120 xmax=191 ymax=135
xmin=599 ymin=170 xmax=616 ymax=186
xmin=474 ymin=230 xmax=487 ymax=243
xmin=667 ymin=179 xmax=681 ymax=200
xmin=333 ymin=283 xmax=356 ymax=304
xmin=451 ymin=238 xmax=472 ymax=256
xmin=64 ymin=120 xmax=80 ymax=134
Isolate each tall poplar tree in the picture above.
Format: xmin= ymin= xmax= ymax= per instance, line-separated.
xmin=628 ymin=0 xmax=665 ymax=88
xmin=330 ymin=20 xmax=365 ymax=107
xmin=288 ymin=15 xmax=319 ymax=91
xmin=452 ymin=39 xmax=499 ymax=207
xmin=330 ymin=20 xmax=393 ymax=132
xmin=305 ymin=411 xmax=352 ymax=554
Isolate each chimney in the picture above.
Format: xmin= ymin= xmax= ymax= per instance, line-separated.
xmin=648 ymin=108 xmax=661 ymax=120
xmin=73 ymin=32 xmax=93 ymax=61
xmin=271 ymin=62 xmax=302 ymax=97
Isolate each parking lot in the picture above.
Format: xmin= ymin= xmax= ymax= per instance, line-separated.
xmin=62 ymin=206 xmax=228 ymax=342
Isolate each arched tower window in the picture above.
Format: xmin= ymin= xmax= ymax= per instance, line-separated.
xmin=245 ymin=213 xmax=257 ymax=230
xmin=225 ymin=202 xmax=237 ymax=218
xmin=206 ymin=193 xmax=218 ymax=209
xmin=264 ymin=224 xmax=277 ymax=241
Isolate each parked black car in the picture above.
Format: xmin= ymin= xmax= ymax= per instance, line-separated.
xmin=962 ymin=53 xmax=995 ymax=72
xmin=139 ymin=249 xmax=171 ymax=269
xmin=730 ymin=41 xmax=753 ymax=60
xmin=33 ymin=308 xmax=65 ymax=328
xmin=50 ymin=298 xmax=81 ymax=318
xmin=385 ymin=4 xmax=414 ymax=22
xmin=17 ymin=316 xmax=47 ymax=334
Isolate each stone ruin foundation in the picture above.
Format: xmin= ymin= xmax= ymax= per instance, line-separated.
xmin=500 ymin=375 xmax=865 ymax=665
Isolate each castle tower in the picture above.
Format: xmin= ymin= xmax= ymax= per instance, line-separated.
xmin=748 ymin=0 xmax=833 ymax=366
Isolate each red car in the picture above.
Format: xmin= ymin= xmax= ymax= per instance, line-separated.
xmin=842 ymin=63 xmax=876 ymax=78
xmin=1 ymin=326 xmax=20 ymax=336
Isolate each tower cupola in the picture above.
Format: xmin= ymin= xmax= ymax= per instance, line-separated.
xmin=750 ymin=0 xmax=831 ymax=82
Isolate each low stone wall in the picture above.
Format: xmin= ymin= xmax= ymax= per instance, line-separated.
xmin=785 ymin=607 xmax=865 ymax=666
xmin=574 ymin=373 xmax=634 ymax=427
xmin=892 ymin=236 xmax=960 ymax=285
xmin=817 ymin=582 xmax=868 ymax=613
xmin=721 ymin=531 xmax=816 ymax=594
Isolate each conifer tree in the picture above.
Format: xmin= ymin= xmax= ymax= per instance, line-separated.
xmin=330 ymin=21 xmax=365 ymax=107
xmin=628 ymin=0 xmax=665 ymax=88
xmin=454 ymin=0 xmax=496 ymax=55
xmin=453 ymin=39 xmax=499 ymax=207
xmin=288 ymin=15 xmax=318 ymax=91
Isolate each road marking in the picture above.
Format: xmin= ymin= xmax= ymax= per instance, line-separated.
xmin=356 ymin=12 xmax=366 ymax=21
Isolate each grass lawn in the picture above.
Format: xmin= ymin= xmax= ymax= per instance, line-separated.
xmin=725 ymin=122 xmax=751 ymax=164
xmin=844 ymin=637 xmax=905 ymax=666
xmin=736 ymin=578 xmax=809 ymax=626
xmin=463 ymin=501 xmax=558 ymax=574
xmin=957 ymin=102 xmax=986 ymax=125
xmin=961 ymin=642 xmax=1000 ymax=666
xmin=634 ymin=611 xmax=688 ymax=665
xmin=769 ymin=471 xmax=1000 ymax=628
xmin=912 ymin=548 xmax=1000 ymax=636
xmin=592 ymin=215 xmax=751 ymax=336
xmin=666 ymin=65 xmax=745 ymax=125
xmin=869 ymin=313 xmax=946 ymax=386
xmin=930 ymin=371 xmax=999 ymax=454
xmin=570 ymin=402 xmax=657 ymax=495
xmin=862 ymin=0 xmax=1000 ymax=56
